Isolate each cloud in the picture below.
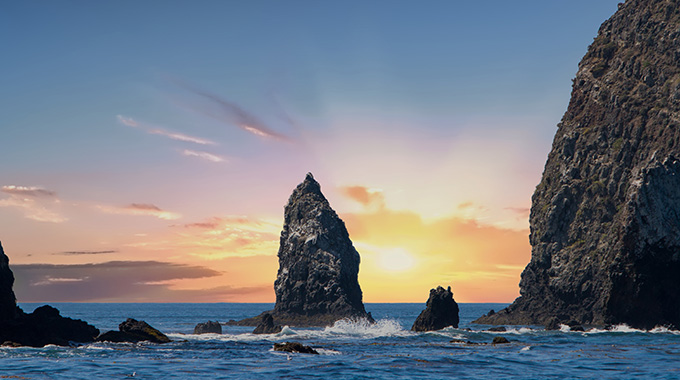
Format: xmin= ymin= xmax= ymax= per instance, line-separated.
xmin=10 ymin=260 xmax=262 ymax=302
xmin=0 ymin=185 xmax=66 ymax=223
xmin=116 ymin=114 xmax=138 ymax=127
xmin=181 ymin=149 xmax=225 ymax=163
xmin=96 ymin=203 xmax=181 ymax=220
xmin=341 ymin=186 xmax=385 ymax=209
xmin=2 ymin=186 xmax=56 ymax=198
xmin=170 ymin=79 xmax=290 ymax=141
xmin=148 ymin=129 xmax=216 ymax=145
xmin=53 ymin=250 xmax=118 ymax=256
xmin=116 ymin=114 xmax=217 ymax=146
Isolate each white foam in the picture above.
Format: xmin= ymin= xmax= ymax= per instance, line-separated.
xmin=520 ymin=346 xmax=531 ymax=352
xmin=316 ymin=348 xmax=341 ymax=355
xmin=321 ymin=318 xmax=407 ymax=338
xmin=278 ymin=326 xmax=296 ymax=336
xmin=559 ymin=324 xmax=571 ymax=333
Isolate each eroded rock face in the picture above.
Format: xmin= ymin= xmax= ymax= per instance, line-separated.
xmin=271 ymin=173 xmax=371 ymax=326
xmin=0 ymin=243 xmax=18 ymax=321
xmin=411 ymin=286 xmax=459 ymax=332
xmin=252 ymin=313 xmax=282 ymax=334
xmin=475 ymin=0 xmax=680 ymax=329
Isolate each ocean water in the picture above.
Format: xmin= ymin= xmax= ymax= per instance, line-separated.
xmin=1 ymin=303 xmax=679 ymax=379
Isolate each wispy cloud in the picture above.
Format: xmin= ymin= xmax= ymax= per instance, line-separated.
xmin=170 ymin=79 xmax=290 ymax=141
xmin=96 ymin=203 xmax=181 ymax=220
xmin=2 ymin=185 xmax=57 ymax=198
xmin=0 ymin=185 xmax=66 ymax=223
xmin=116 ymin=114 xmax=217 ymax=146
xmin=53 ymin=250 xmax=118 ymax=256
xmin=148 ymin=129 xmax=216 ymax=145
xmin=181 ymin=149 xmax=225 ymax=163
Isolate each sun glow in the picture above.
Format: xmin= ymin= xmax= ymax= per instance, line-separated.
xmin=376 ymin=247 xmax=416 ymax=272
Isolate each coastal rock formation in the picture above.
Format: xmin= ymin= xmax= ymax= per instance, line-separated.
xmin=0 ymin=243 xmax=19 ymax=321
xmin=234 ymin=173 xmax=372 ymax=327
xmin=97 ymin=318 xmax=171 ymax=343
xmin=194 ymin=321 xmax=222 ymax=334
xmin=411 ymin=286 xmax=459 ymax=332
xmin=475 ymin=0 xmax=680 ymax=329
xmin=252 ymin=313 xmax=282 ymax=334
xmin=0 ymin=242 xmax=99 ymax=347
xmin=273 ymin=341 xmax=319 ymax=355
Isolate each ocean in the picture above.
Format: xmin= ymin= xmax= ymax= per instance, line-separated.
xmin=1 ymin=303 xmax=679 ymax=379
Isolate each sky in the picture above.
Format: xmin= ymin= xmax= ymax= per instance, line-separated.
xmin=0 ymin=1 xmax=621 ymax=303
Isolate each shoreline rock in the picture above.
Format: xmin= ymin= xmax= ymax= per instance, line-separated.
xmin=0 ymin=242 xmax=99 ymax=347
xmin=97 ymin=318 xmax=170 ymax=344
xmin=253 ymin=313 xmax=282 ymax=334
xmin=273 ymin=341 xmax=319 ymax=355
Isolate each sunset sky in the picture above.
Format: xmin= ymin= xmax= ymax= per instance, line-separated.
xmin=1 ymin=1 xmax=620 ymax=303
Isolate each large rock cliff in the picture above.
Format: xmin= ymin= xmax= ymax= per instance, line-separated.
xmin=476 ymin=0 xmax=680 ymax=329
xmin=0 ymin=243 xmax=19 ymax=321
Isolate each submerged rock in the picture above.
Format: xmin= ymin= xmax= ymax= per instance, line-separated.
xmin=411 ymin=286 xmax=459 ymax=332
xmin=475 ymin=0 xmax=680 ymax=330
xmin=0 ymin=242 xmax=99 ymax=347
xmin=273 ymin=341 xmax=319 ymax=355
xmin=194 ymin=321 xmax=222 ymax=334
xmin=233 ymin=173 xmax=372 ymax=327
xmin=97 ymin=318 xmax=170 ymax=343
xmin=253 ymin=313 xmax=282 ymax=334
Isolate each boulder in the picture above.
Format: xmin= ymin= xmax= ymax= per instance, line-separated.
xmin=97 ymin=318 xmax=170 ymax=343
xmin=411 ymin=286 xmax=459 ymax=332
xmin=273 ymin=341 xmax=319 ymax=355
xmin=486 ymin=326 xmax=507 ymax=332
xmin=474 ymin=0 xmax=680 ymax=330
xmin=194 ymin=321 xmax=222 ymax=334
xmin=253 ymin=313 xmax=282 ymax=334
xmin=492 ymin=336 xmax=510 ymax=344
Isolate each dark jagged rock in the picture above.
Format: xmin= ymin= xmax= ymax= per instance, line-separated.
xmin=544 ymin=317 xmax=561 ymax=331
xmin=0 ymin=243 xmax=19 ymax=321
xmin=492 ymin=337 xmax=510 ymax=344
xmin=0 ymin=242 xmax=99 ymax=347
xmin=411 ymin=286 xmax=460 ymax=332
xmin=194 ymin=321 xmax=222 ymax=334
xmin=253 ymin=313 xmax=282 ymax=334
xmin=273 ymin=341 xmax=319 ymax=355
xmin=486 ymin=326 xmax=507 ymax=332
xmin=232 ymin=173 xmax=372 ymax=327
xmin=97 ymin=318 xmax=170 ymax=343
xmin=475 ymin=0 xmax=680 ymax=330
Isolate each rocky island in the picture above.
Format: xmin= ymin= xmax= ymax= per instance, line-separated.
xmin=476 ymin=0 xmax=680 ymax=329
xmin=234 ymin=173 xmax=373 ymax=327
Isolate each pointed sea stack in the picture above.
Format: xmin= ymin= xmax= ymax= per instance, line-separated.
xmin=475 ymin=0 xmax=680 ymax=329
xmin=232 ymin=173 xmax=372 ymax=327
xmin=272 ymin=173 xmax=371 ymax=326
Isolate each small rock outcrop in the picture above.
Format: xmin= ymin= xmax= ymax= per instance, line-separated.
xmin=0 ymin=242 xmax=99 ymax=347
xmin=253 ymin=313 xmax=282 ymax=334
xmin=411 ymin=286 xmax=459 ymax=332
xmin=475 ymin=0 xmax=680 ymax=330
xmin=97 ymin=318 xmax=171 ymax=343
xmin=492 ymin=336 xmax=510 ymax=344
xmin=273 ymin=341 xmax=319 ymax=355
xmin=194 ymin=321 xmax=222 ymax=334
xmin=233 ymin=173 xmax=372 ymax=327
